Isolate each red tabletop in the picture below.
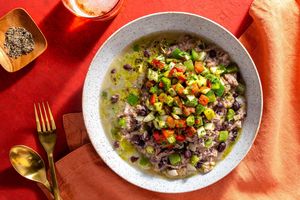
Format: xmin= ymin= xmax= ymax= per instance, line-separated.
xmin=0 ymin=0 xmax=253 ymax=199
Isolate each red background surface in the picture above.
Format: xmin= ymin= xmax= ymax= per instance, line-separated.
xmin=0 ymin=0 xmax=253 ymax=199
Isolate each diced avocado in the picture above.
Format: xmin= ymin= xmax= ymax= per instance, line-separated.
xmin=149 ymin=86 xmax=158 ymax=94
xmin=195 ymin=104 xmax=206 ymax=115
xmin=169 ymin=153 xmax=181 ymax=165
xmin=205 ymin=74 xmax=218 ymax=82
xmin=161 ymin=77 xmax=171 ymax=91
xmin=185 ymin=95 xmax=198 ymax=107
xmin=199 ymin=51 xmax=206 ymax=61
xmin=210 ymin=66 xmax=218 ymax=74
xmin=206 ymin=90 xmax=216 ymax=103
xmin=172 ymin=48 xmax=183 ymax=59
xmin=236 ymin=83 xmax=246 ymax=95
xmin=205 ymin=138 xmax=213 ymax=148
xmin=197 ymin=126 xmax=206 ymax=138
xmin=211 ymin=82 xmax=220 ymax=90
xmin=186 ymin=115 xmax=195 ymax=126
xmin=127 ymin=93 xmax=139 ymax=106
xmin=200 ymin=67 xmax=210 ymax=75
xmin=172 ymin=107 xmax=183 ymax=115
xmin=118 ymin=117 xmax=126 ymax=128
xmin=191 ymin=49 xmax=200 ymax=61
xmin=226 ymin=109 xmax=235 ymax=121
xmin=184 ymin=60 xmax=194 ymax=71
xmin=146 ymin=146 xmax=155 ymax=154
xmin=204 ymin=108 xmax=215 ymax=120
xmin=185 ymin=98 xmax=198 ymax=107
xmin=168 ymin=88 xmax=177 ymax=97
xmin=167 ymin=135 xmax=176 ymax=144
xmin=204 ymin=123 xmax=215 ymax=130
xmin=197 ymin=75 xmax=207 ymax=87
xmin=147 ymin=68 xmax=159 ymax=82
xmin=154 ymin=102 xmax=163 ymax=112
xmin=143 ymin=112 xmax=155 ymax=122
xmin=214 ymin=84 xmax=225 ymax=97
xmin=154 ymin=117 xmax=166 ymax=129
xmin=218 ymin=131 xmax=229 ymax=142
xmin=190 ymin=155 xmax=200 ymax=166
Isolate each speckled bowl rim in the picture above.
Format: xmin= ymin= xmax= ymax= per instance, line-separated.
xmin=82 ymin=12 xmax=263 ymax=193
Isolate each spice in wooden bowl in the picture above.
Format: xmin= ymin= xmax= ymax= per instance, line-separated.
xmin=4 ymin=26 xmax=35 ymax=59
xmin=0 ymin=8 xmax=47 ymax=72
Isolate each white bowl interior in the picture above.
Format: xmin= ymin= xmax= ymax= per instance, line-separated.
xmin=82 ymin=12 xmax=262 ymax=193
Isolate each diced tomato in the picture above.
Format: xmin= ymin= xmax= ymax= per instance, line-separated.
xmin=166 ymin=116 xmax=175 ymax=128
xmin=153 ymin=131 xmax=161 ymax=142
xmin=207 ymin=80 xmax=211 ymax=88
xmin=175 ymin=65 xmax=186 ymax=72
xmin=162 ymin=129 xmax=175 ymax=138
xmin=199 ymin=94 xmax=209 ymax=106
xmin=186 ymin=127 xmax=197 ymax=137
xmin=191 ymin=83 xmax=200 ymax=95
xmin=145 ymin=81 xmax=154 ymax=88
xmin=177 ymin=73 xmax=187 ymax=82
xmin=176 ymin=135 xmax=186 ymax=142
xmin=199 ymin=86 xmax=209 ymax=93
xmin=169 ymin=68 xmax=177 ymax=77
xmin=183 ymin=106 xmax=195 ymax=116
xmin=173 ymin=96 xmax=183 ymax=108
xmin=150 ymin=94 xmax=157 ymax=105
xmin=194 ymin=61 xmax=205 ymax=74
xmin=166 ymin=144 xmax=175 ymax=149
xmin=159 ymin=81 xmax=164 ymax=88
xmin=174 ymin=83 xmax=184 ymax=95
xmin=175 ymin=119 xmax=187 ymax=128
xmin=151 ymin=59 xmax=165 ymax=69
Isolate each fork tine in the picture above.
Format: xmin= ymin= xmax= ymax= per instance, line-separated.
xmin=34 ymin=103 xmax=42 ymax=133
xmin=47 ymin=102 xmax=56 ymax=130
xmin=42 ymin=102 xmax=51 ymax=131
xmin=38 ymin=103 xmax=46 ymax=132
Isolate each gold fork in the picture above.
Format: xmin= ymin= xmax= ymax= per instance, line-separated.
xmin=34 ymin=102 xmax=62 ymax=200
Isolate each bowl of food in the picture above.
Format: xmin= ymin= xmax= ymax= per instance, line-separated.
xmin=82 ymin=12 xmax=262 ymax=193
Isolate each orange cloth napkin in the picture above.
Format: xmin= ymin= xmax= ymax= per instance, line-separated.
xmin=40 ymin=0 xmax=300 ymax=199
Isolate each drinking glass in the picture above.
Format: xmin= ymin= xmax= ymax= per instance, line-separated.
xmin=62 ymin=0 xmax=123 ymax=21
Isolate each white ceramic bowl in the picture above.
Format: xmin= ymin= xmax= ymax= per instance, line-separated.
xmin=82 ymin=12 xmax=263 ymax=193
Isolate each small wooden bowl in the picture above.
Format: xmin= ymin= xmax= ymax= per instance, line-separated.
xmin=0 ymin=8 xmax=47 ymax=72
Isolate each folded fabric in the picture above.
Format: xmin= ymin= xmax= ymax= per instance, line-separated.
xmin=40 ymin=0 xmax=300 ymax=199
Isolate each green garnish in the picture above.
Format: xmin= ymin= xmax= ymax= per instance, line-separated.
xmin=169 ymin=153 xmax=181 ymax=165
xmin=226 ymin=109 xmax=235 ymax=121
xmin=127 ymin=93 xmax=139 ymax=106
xmin=218 ymin=131 xmax=229 ymax=142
